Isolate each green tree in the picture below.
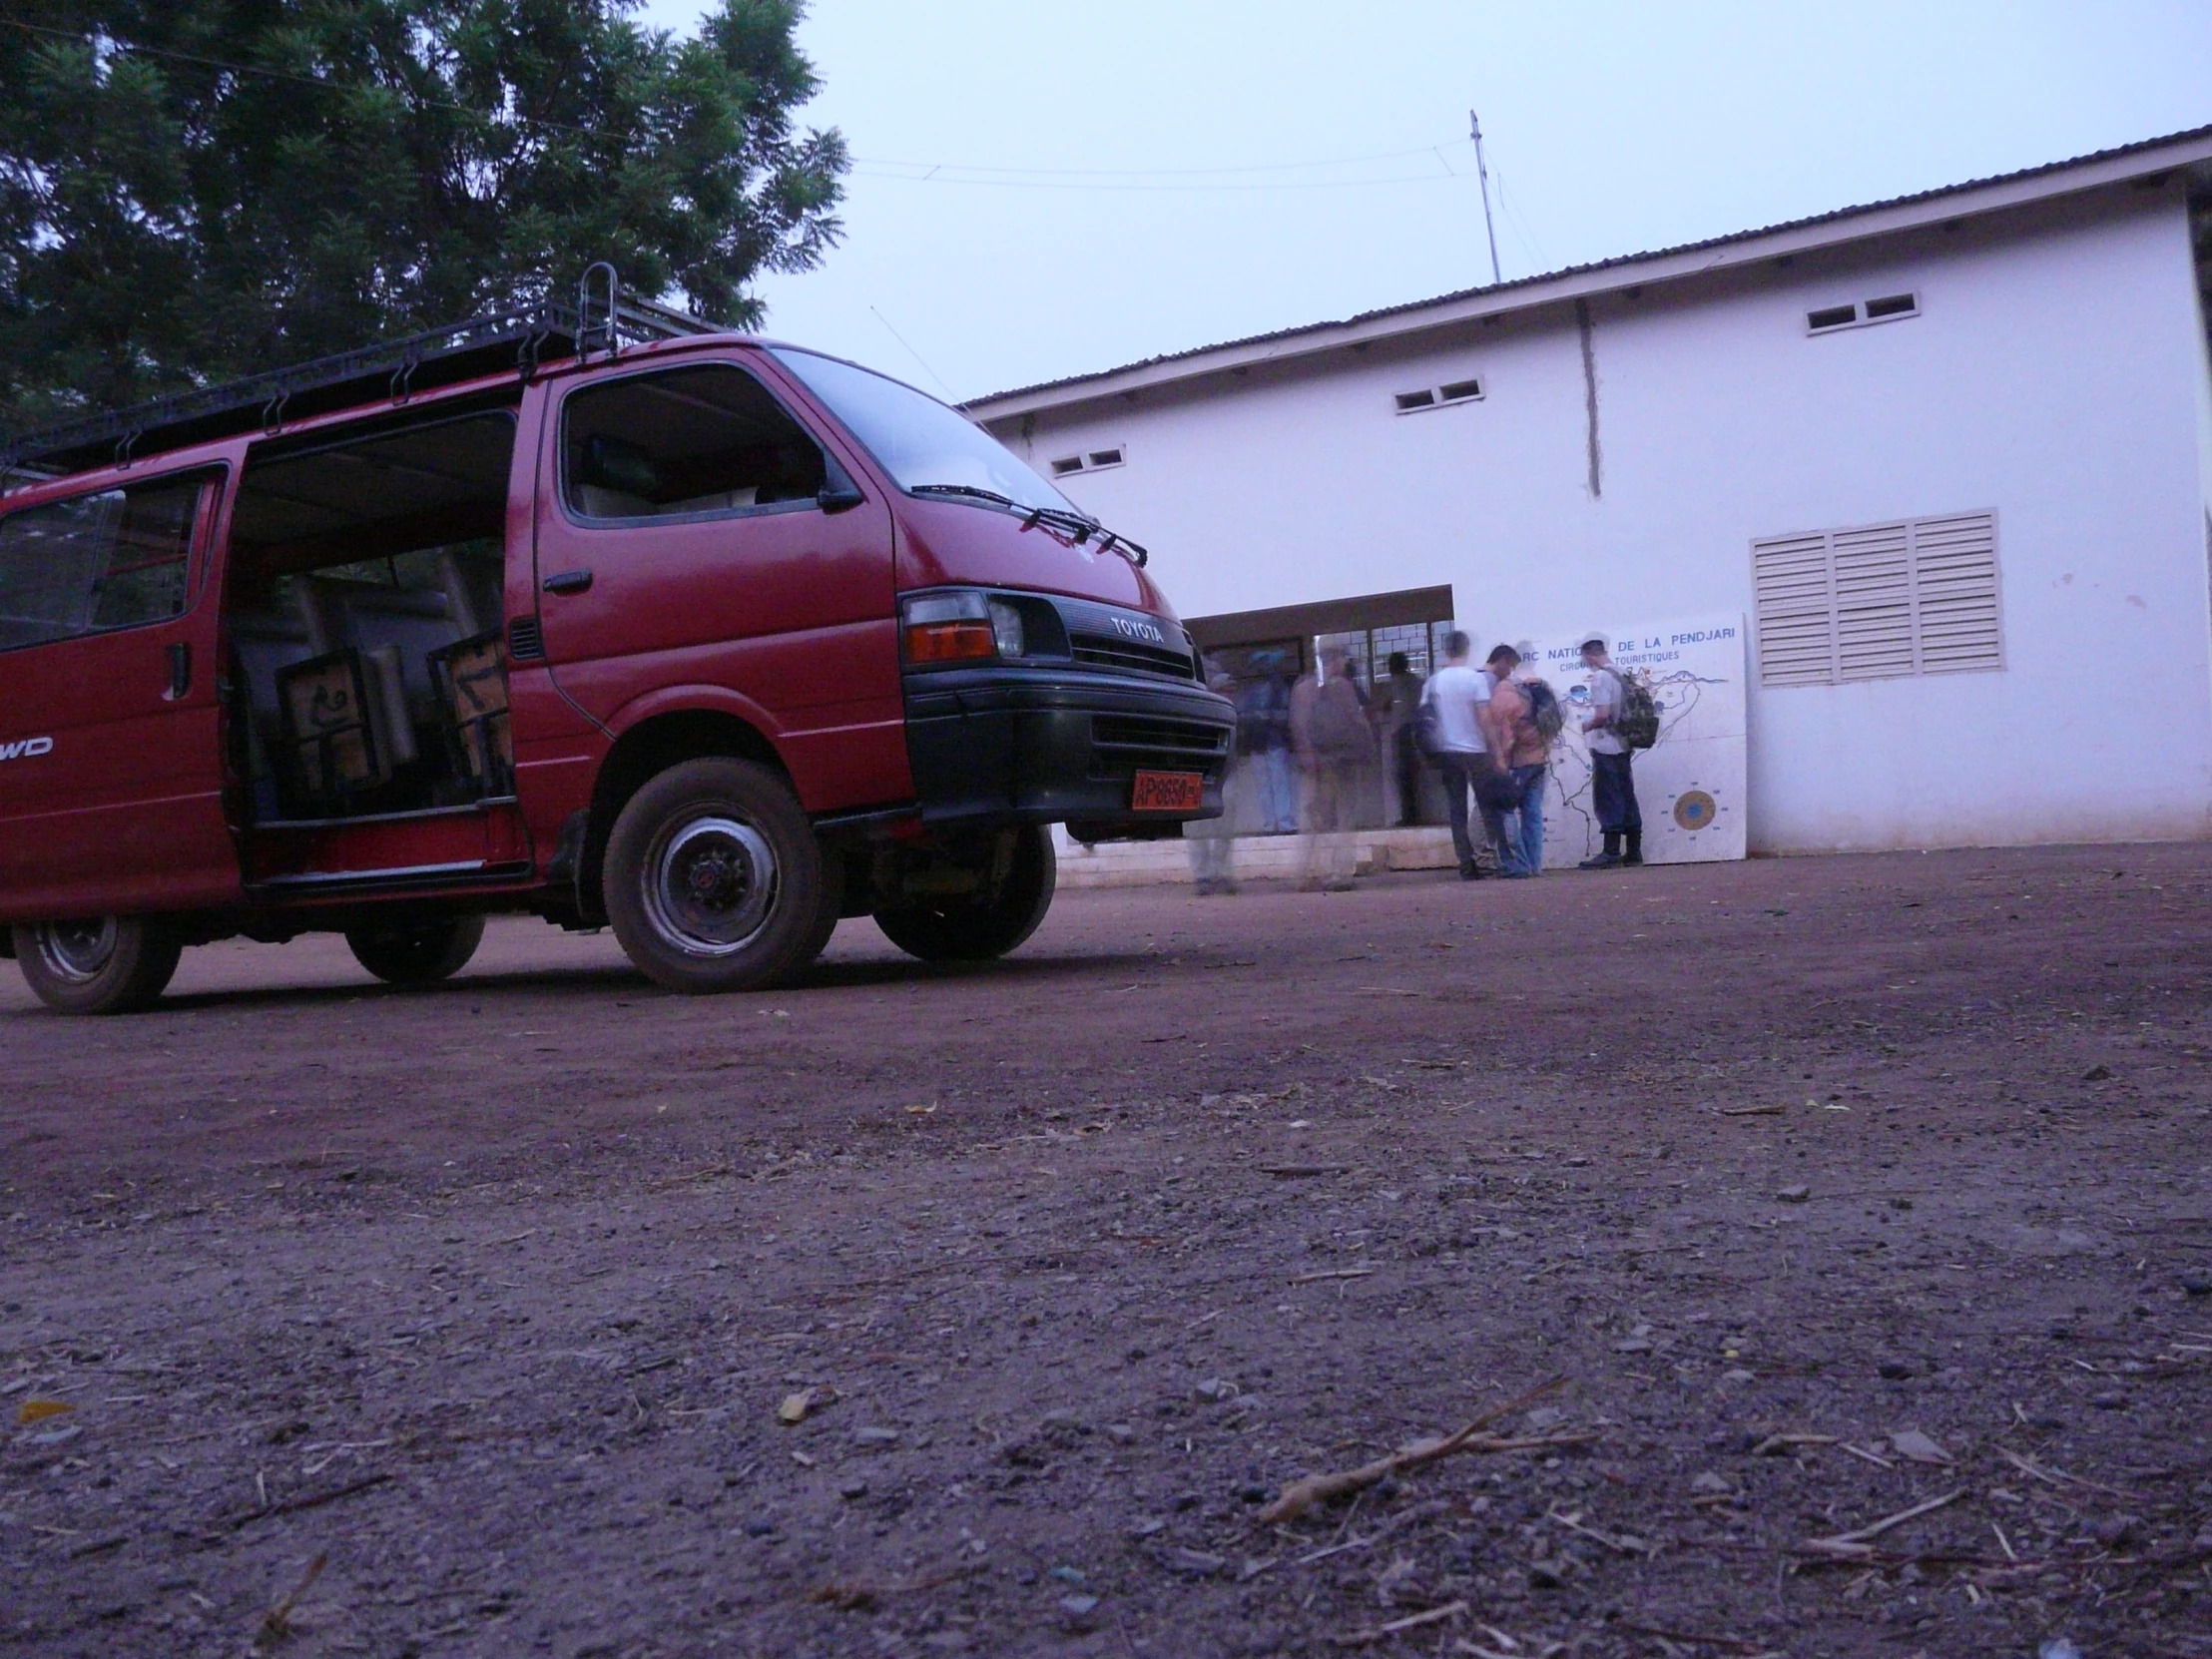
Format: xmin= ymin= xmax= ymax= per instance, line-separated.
xmin=0 ymin=1 xmax=847 ymax=431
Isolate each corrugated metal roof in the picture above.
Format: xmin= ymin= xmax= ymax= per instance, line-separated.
xmin=967 ymin=122 xmax=2212 ymax=414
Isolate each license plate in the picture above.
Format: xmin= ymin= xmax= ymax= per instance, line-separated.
xmin=1131 ymin=770 xmax=1205 ymax=813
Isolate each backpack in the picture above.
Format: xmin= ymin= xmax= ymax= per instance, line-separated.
xmin=1612 ymin=668 xmax=1660 ymax=750
xmin=1306 ymin=677 xmax=1371 ymax=758
xmin=1411 ymin=685 xmax=1445 ymax=758
xmin=1522 ymin=677 xmax=1564 ymax=745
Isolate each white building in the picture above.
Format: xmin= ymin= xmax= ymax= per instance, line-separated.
xmin=968 ymin=127 xmax=2212 ymax=855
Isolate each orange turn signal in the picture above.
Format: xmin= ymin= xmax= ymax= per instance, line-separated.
xmin=903 ymin=620 xmax=996 ymax=664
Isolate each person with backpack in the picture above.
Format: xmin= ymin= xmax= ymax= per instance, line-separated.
xmin=1417 ymin=631 xmax=1494 ymax=880
xmin=1291 ymin=643 xmax=1371 ymax=891
xmin=1576 ymin=632 xmax=1648 ymax=868
xmin=1478 ymin=644 xmax=1551 ymax=877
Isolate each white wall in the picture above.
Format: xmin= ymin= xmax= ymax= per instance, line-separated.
xmin=991 ymin=186 xmax=2212 ymax=853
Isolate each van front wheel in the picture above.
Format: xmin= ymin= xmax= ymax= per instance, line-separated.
xmin=604 ymin=758 xmax=833 ymax=994
xmin=12 ymin=916 xmax=184 ymax=1015
xmin=346 ymin=915 xmax=486 ymax=985
xmin=874 ymin=827 xmax=1056 ymax=962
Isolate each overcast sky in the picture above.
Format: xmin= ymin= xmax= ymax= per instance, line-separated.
xmin=637 ymin=1 xmax=2212 ymax=403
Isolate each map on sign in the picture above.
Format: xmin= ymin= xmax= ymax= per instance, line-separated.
xmin=1518 ymin=614 xmax=1749 ymax=867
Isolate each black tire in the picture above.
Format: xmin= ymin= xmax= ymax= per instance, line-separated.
xmin=345 ymin=915 xmax=486 ymax=985
xmin=11 ymin=916 xmax=184 ymax=1015
xmin=603 ymin=757 xmax=834 ymax=994
xmin=874 ymin=826 xmax=1056 ymax=962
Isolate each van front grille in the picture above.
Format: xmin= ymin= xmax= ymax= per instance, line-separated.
xmin=1069 ymin=631 xmax=1195 ymax=680
xmin=1089 ymin=714 xmax=1230 ymax=780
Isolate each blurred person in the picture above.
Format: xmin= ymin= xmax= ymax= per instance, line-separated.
xmin=1291 ymin=643 xmax=1368 ymax=891
xmin=1337 ymin=652 xmax=1370 ymax=706
xmin=1236 ymin=664 xmax=1296 ymax=833
xmin=1187 ymin=662 xmax=1240 ymax=894
xmin=1420 ymin=631 xmax=1493 ymax=880
xmin=1576 ymin=633 xmax=1644 ymax=868
xmin=1375 ymin=650 xmax=1426 ymax=827
xmin=1478 ymin=644 xmax=1549 ymax=877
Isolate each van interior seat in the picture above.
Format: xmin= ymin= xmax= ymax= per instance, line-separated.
xmin=296 ymin=576 xmax=466 ymax=711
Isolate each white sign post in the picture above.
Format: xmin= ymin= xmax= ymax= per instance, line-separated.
xmin=1520 ymin=614 xmax=1749 ymax=867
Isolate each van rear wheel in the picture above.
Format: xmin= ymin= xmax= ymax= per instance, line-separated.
xmin=346 ymin=915 xmax=485 ymax=985
xmin=604 ymin=758 xmax=834 ymax=994
xmin=12 ymin=916 xmax=184 ymax=1015
xmin=874 ymin=827 xmax=1056 ymax=962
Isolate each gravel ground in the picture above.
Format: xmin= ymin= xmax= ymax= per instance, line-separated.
xmin=3 ymin=843 xmax=2210 ymax=1659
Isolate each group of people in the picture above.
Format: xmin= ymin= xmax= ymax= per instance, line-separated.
xmin=1187 ymin=630 xmax=1644 ymax=893
xmin=1419 ymin=630 xmax=1642 ymax=883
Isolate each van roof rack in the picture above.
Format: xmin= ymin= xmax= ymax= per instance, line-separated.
xmin=1 ymin=268 xmax=717 ymax=483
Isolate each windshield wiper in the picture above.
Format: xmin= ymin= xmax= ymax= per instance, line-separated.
xmin=908 ymin=483 xmax=1147 ymax=567
xmin=1091 ymin=525 xmax=1149 ymax=569
xmin=911 ymin=483 xmax=1092 ymax=538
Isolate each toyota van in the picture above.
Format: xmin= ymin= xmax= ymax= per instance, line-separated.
xmin=0 ymin=286 xmax=1232 ymax=1013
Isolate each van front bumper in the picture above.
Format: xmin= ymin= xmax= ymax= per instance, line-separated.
xmin=902 ymin=668 xmax=1235 ymax=830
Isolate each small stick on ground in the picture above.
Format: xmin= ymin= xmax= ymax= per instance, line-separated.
xmin=1996 ymin=1446 xmax=2141 ymax=1500
xmin=1329 ymin=1600 xmax=1467 ymax=1647
xmin=230 ymin=1472 xmax=393 ymax=1530
xmin=1615 ymin=1623 xmax=1763 ymax=1652
xmin=1794 ymin=1489 xmax=1964 ymax=1559
xmin=1258 ymin=1379 xmax=1567 ymax=1525
xmin=255 ymin=1551 xmax=326 ymax=1648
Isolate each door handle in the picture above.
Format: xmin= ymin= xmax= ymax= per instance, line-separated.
xmin=164 ymin=641 xmax=192 ymax=701
xmin=542 ymin=568 xmax=594 ymax=596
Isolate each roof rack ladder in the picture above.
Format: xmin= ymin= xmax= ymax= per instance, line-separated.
xmin=579 ymin=263 xmax=620 ymax=361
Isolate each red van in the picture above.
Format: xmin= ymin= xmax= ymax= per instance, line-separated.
xmin=0 ymin=290 xmax=1231 ymax=1013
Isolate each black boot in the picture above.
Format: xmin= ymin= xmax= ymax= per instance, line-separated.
xmin=1579 ymin=831 xmax=1622 ymax=870
xmin=1623 ymin=830 xmax=1644 ymax=866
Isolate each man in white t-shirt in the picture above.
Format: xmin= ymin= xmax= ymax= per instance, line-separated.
xmin=1577 ymin=632 xmax=1643 ymax=868
xmin=1420 ymin=631 xmax=1494 ymax=881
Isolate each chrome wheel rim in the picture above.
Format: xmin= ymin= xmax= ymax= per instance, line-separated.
xmin=37 ymin=918 xmax=118 ymax=984
xmin=642 ymin=815 xmax=779 ymax=957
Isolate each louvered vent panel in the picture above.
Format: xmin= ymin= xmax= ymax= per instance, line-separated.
xmin=1751 ymin=512 xmax=2000 ymax=687
xmin=1908 ymin=513 xmax=2001 ymax=673
xmin=1752 ymin=534 xmax=1838 ymax=686
xmin=1833 ymin=524 xmax=1914 ymax=681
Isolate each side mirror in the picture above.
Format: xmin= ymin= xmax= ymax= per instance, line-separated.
xmin=818 ymin=483 xmax=864 ymax=513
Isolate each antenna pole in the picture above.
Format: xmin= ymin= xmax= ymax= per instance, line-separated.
xmin=1469 ymin=110 xmax=1502 ymax=286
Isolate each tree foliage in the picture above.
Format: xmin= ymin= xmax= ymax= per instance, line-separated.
xmin=0 ymin=1 xmax=847 ymax=430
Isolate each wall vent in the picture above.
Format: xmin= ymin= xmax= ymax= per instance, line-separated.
xmin=1808 ymin=291 xmax=1920 ymax=334
xmin=1752 ymin=510 xmax=2000 ymax=688
xmin=1048 ymin=445 xmax=1126 ymax=477
xmin=1393 ymin=378 xmax=1482 ymax=414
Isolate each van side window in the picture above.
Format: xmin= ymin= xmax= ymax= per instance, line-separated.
xmin=0 ymin=476 xmax=202 ymax=652
xmin=562 ymin=363 xmax=830 ymax=522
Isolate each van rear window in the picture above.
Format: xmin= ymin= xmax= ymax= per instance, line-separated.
xmin=0 ymin=476 xmax=202 ymax=652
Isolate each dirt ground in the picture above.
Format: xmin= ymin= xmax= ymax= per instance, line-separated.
xmin=4 ymin=843 xmax=2211 ymax=1659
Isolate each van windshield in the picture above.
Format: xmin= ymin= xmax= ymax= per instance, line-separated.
xmin=771 ymin=348 xmax=1078 ymax=517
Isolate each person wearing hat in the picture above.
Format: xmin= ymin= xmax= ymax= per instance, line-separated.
xmin=1577 ymin=632 xmax=1642 ymax=868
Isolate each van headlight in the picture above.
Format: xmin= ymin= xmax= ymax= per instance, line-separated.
xmin=988 ymin=599 xmax=1025 ymax=658
xmin=900 ymin=591 xmax=996 ymax=664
